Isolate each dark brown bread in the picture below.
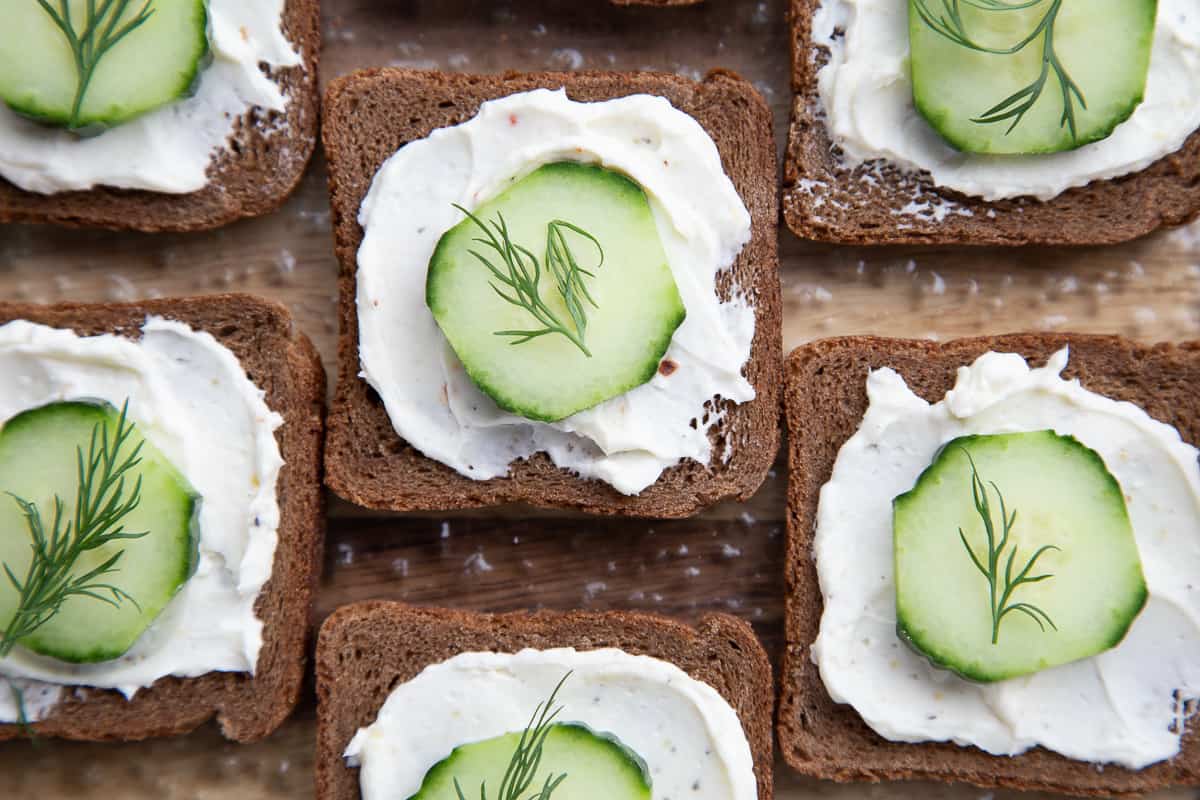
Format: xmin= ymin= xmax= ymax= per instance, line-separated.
xmin=322 ymin=68 xmax=781 ymax=518
xmin=0 ymin=0 xmax=321 ymax=232
xmin=780 ymin=334 xmax=1200 ymax=796
xmin=783 ymin=0 xmax=1200 ymax=245
xmin=0 ymin=294 xmax=325 ymax=743
xmin=315 ymin=602 xmax=773 ymax=800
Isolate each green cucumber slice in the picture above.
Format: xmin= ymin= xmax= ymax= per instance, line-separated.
xmin=908 ymin=0 xmax=1156 ymax=154
xmin=0 ymin=0 xmax=210 ymax=133
xmin=410 ymin=722 xmax=651 ymax=800
xmin=893 ymin=431 xmax=1147 ymax=682
xmin=426 ymin=161 xmax=686 ymax=423
xmin=0 ymin=401 xmax=198 ymax=664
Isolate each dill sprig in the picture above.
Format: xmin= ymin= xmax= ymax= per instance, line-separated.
xmin=453 ymin=673 xmax=571 ymax=800
xmin=913 ymin=0 xmax=1086 ymax=140
xmin=36 ymin=0 xmax=157 ymax=130
xmin=957 ymin=450 xmax=1059 ymax=644
xmin=7 ymin=682 xmax=36 ymax=741
xmin=454 ymin=204 xmax=604 ymax=357
xmin=0 ymin=400 xmax=148 ymax=659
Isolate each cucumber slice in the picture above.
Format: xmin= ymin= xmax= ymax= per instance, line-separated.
xmin=893 ymin=431 xmax=1147 ymax=682
xmin=427 ymin=161 xmax=686 ymax=423
xmin=0 ymin=401 xmax=198 ymax=664
xmin=411 ymin=722 xmax=651 ymax=800
xmin=0 ymin=0 xmax=210 ymax=132
xmin=908 ymin=0 xmax=1156 ymax=154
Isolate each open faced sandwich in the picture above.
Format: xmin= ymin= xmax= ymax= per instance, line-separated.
xmin=0 ymin=0 xmax=320 ymax=231
xmin=322 ymin=70 xmax=781 ymax=517
xmin=784 ymin=0 xmax=1200 ymax=244
xmin=315 ymin=603 xmax=774 ymax=800
xmin=0 ymin=295 xmax=323 ymax=743
xmin=781 ymin=334 xmax=1200 ymax=795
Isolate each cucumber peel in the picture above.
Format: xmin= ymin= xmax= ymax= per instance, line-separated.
xmin=427 ymin=161 xmax=686 ymax=423
xmin=909 ymin=0 xmax=1157 ymax=154
xmin=893 ymin=431 xmax=1147 ymax=682
xmin=0 ymin=401 xmax=199 ymax=664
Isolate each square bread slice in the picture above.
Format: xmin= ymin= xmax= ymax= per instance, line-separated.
xmin=0 ymin=294 xmax=325 ymax=743
xmin=315 ymin=602 xmax=774 ymax=800
xmin=780 ymin=334 xmax=1200 ymax=796
xmin=0 ymin=0 xmax=321 ymax=232
xmin=782 ymin=0 xmax=1200 ymax=246
xmin=321 ymin=68 xmax=782 ymax=518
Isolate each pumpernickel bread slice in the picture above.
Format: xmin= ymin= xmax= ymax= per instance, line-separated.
xmin=315 ymin=602 xmax=773 ymax=800
xmin=780 ymin=334 xmax=1200 ymax=796
xmin=0 ymin=294 xmax=325 ymax=743
xmin=783 ymin=0 xmax=1200 ymax=246
xmin=0 ymin=0 xmax=321 ymax=232
xmin=322 ymin=68 xmax=781 ymax=518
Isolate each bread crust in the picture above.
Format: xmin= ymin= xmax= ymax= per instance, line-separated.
xmin=0 ymin=294 xmax=326 ymax=743
xmin=779 ymin=333 xmax=1200 ymax=795
xmin=321 ymin=68 xmax=781 ymax=518
xmin=315 ymin=602 xmax=773 ymax=800
xmin=0 ymin=0 xmax=321 ymax=232
xmin=782 ymin=0 xmax=1200 ymax=246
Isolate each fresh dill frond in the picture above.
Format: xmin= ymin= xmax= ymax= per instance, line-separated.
xmin=453 ymin=673 xmax=572 ymax=800
xmin=913 ymin=0 xmax=1086 ymax=140
xmin=454 ymin=204 xmax=604 ymax=357
xmin=957 ymin=449 xmax=1059 ymax=644
xmin=0 ymin=400 xmax=147 ymax=658
xmin=36 ymin=0 xmax=157 ymax=130
xmin=7 ymin=682 xmax=38 ymax=742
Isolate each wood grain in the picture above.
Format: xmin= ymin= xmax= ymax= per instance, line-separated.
xmin=1 ymin=0 xmax=1199 ymax=797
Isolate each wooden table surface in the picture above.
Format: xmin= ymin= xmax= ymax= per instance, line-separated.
xmin=2 ymin=1 xmax=1199 ymax=798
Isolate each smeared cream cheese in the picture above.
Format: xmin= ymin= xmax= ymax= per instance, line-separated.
xmin=813 ymin=0 xmax=1200 ymax=201
xmin=813 ymin=348 xmax=1200 ymax=768
xmin=0 ymin=678 xmax=61 ymax=724
xmin=0 ymin=0 xmax=301 ymax=194
xmin=345 ymin=648 xmax=757 ymax=800
xmin=0 ymin=318 xmax=284 ymax=719
xmin=356 ymin=89 xmax=755 ymax=496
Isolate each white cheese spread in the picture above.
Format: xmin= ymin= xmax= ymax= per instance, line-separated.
xmin=813 ymin=348 xmax=1200 ymax=768
xmin=356 ymin=88 xmax=756 ymax=496
xmin=0 ymin=318 xmax=284 ymax=719
xmin=812 ymin=0 xmax=1200 ymax=201
xmin=345 ymin=648 xmax=757 ymax=800
xmin=0 ymin=0 xmax=301 ymax=194
xmin=0 ymin=678 xmax=62 ymax=724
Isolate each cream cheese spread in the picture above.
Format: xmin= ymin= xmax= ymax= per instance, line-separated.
xmin=0 ymin=678 xmax=62 ymax=724
xmin=812 ymin=0 xmax=1200 ymax=201
xmin=345 ymin=647 xmax=757 ymax=800
xmin=356 ymin=89 xmax=756 ymax=496
xmin=0 ymin=318 xmax=284 ymax=719
xmin=0 ymin=0 xmax=301 ymax=195
xmin=813 ymin=348 xmax=1200 ymax=768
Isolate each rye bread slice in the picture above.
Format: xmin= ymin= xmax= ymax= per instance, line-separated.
xmin=0 ymin=0 xmax=321 ymax=232
xmin=322 ymin=68 xmax=782 ymax=518
xmin=782 ymin=0 xmax=1200 ymax=246
xmin=0 ymin=294 xmax=326 ymax=743
xmin=315 ymin=602 xmax=773 ymax=800
xmin=779 ymin=334 xmax=1200 ymax=796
